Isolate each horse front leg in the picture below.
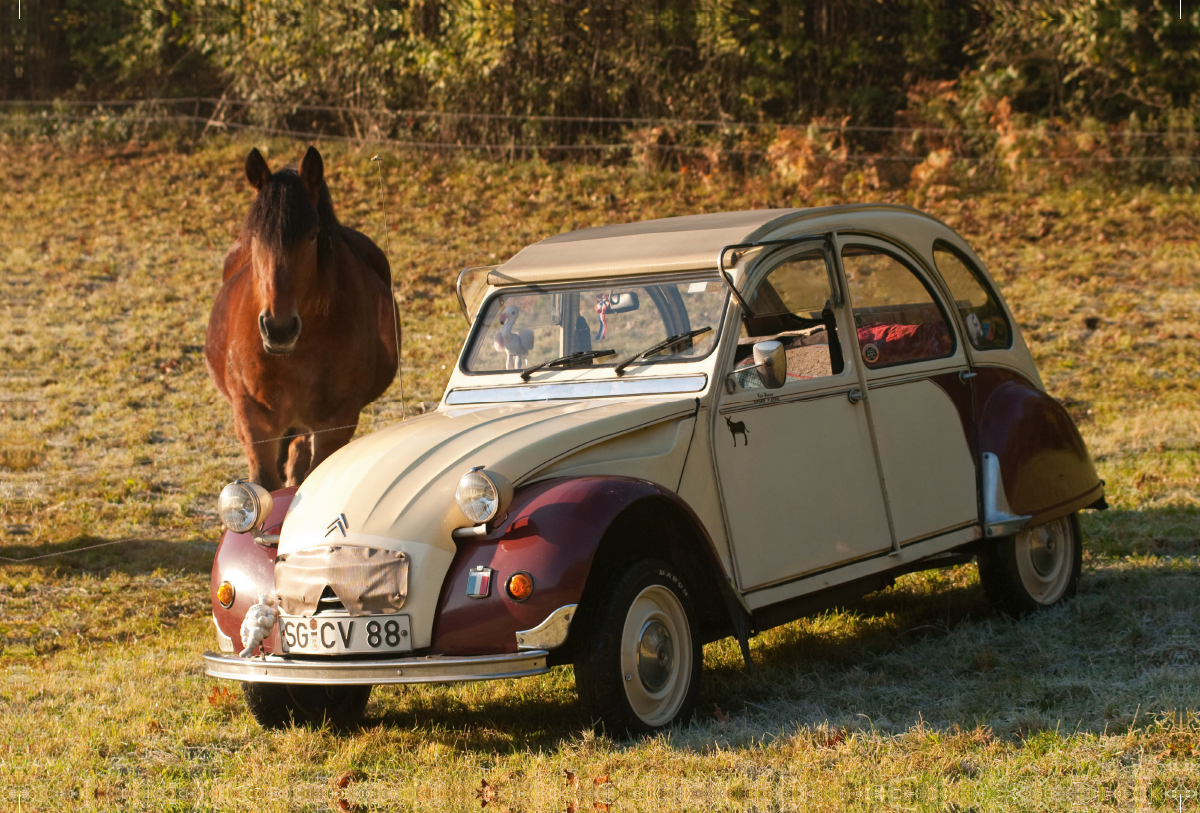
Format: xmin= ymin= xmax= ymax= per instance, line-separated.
xmin=232 ymin=398 xmax=286 ymax=490
xmin=283 ymin=434 xmax=313 ymax=487
xmin=307 ymin=417 xmax=359 ymax=477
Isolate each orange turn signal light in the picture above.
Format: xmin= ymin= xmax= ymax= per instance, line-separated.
xmin=217 ymin=581 xmax=236 ymax=608
xmin=506 ymin=572 xmax=534 ymax=602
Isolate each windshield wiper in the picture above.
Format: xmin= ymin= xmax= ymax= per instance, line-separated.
xmin=519 ymin=349 xmax=615 ymax=381
xmin=613 ymin=326 xmax=712 ymax=377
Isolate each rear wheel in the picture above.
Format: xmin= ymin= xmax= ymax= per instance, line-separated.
xmin=977 ymin=513 xmax=1081 ymax=617
xmin=241 ymin=682 xmax=371 ymax=729
xmin=574 ymin=559 xmax=701 ymax=736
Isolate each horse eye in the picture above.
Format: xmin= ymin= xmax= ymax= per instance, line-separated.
xmin=309 ymin=231 xmax=319 ymax=242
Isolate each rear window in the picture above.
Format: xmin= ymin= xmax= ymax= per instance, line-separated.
xmin=933 ymin=244 xmax=1013 ymax=351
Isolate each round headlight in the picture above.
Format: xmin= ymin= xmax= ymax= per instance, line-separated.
xmin=455 ymin=468 xmax=513 ymax=526
xmin=217 ymin=481 xmax=272 ymax=533
xmin=456 ymin=470 xmax=500 ymax=524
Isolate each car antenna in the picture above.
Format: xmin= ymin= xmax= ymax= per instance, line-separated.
xmin=372 ymin=155 xmax=406 ymax=419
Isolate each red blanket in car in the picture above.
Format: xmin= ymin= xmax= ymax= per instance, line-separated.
xmin=856 ymin=323 xmax=951 ymax=367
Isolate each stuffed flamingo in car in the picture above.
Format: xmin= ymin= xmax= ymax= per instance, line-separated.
xmin=491 ymin=304 xmax=535 ymax=369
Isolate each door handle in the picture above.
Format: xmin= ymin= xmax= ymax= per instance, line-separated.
xmin=959 ymin=370 xmax=977 ymax=382
xmin=847 ymin=388 xmax=864 ymax=404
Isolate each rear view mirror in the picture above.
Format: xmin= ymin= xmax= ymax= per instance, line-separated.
xmin=753 ymin=340 xmax=786 ymax=389
xmin=606 ymin=291 xmax=640 ymax=314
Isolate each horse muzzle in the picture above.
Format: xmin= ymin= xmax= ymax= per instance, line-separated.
xmin=259 ymin=311 xmax=303 ymax=355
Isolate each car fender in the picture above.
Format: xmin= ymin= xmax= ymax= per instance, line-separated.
xmin=975 ymin=369 xmax=1103 ymax=527
xmin=210 ymin=487 xmax=294 ymax=653
xmin=429 ymin=475 xmax=736 ymax=657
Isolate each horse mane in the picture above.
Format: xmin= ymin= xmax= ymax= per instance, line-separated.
xmin=241 ymin=168 xmax=340 ymax=274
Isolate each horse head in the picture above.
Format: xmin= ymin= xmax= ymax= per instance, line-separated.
xmin=242 ymin=146 xmax=336 ymax=355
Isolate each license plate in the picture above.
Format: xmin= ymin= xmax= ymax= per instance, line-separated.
xmin=277 ymin=614 xmax=412 ymax=655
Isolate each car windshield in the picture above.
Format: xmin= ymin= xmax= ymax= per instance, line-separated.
xmin=463 ymin=277 xmax=729 ymax=374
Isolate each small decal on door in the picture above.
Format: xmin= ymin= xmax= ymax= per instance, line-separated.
xmin=862 ymin=343 xmax=880 ymax=364
xmin=724 ymin=415 xmax=750 ymax=447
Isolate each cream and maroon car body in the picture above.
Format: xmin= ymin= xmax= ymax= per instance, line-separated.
xmin=205 ymin=205 xmax=1103 ymax=726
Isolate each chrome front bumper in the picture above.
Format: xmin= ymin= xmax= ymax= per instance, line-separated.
xmin=203 ymin=649 xmax=550 ymax=686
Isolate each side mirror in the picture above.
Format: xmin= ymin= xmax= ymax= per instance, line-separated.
xmin=753 ymin=340 xmax=786 ymax=389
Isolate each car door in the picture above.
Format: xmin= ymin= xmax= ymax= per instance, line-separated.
xmin=837 ymin=238 xmax=978 ymax=546
xmin=713 ymin=242 xmax=893 ymax=592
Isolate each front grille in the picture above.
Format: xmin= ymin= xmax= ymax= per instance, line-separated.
xmin=315 ymin=586 xmax=346 ymax=614
xmin=274 ymin=545 xmax=409 ymax=617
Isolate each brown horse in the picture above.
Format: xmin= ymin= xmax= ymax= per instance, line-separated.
xmin=205 ymin=146 xmax=398 ymax=489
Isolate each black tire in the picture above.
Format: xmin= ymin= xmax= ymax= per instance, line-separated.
xmin=574 ymin=558 xmax=702 ymax=736
xmin=977 ymin=513 xmax=1082 ymax=618
xmin=241 ymin=682 xmax=371 ymax=729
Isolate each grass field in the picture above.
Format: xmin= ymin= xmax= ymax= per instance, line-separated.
xmin=2 ymin=138 xmax=1198 ymax=811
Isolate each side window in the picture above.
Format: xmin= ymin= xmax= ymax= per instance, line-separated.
xmin=933 ymin=245 xmax=1013 ymax=351
xmin=842 ymin=246 xmax=954 ymax=369
xmin=734 ymin=250 xmax=845 ymax=388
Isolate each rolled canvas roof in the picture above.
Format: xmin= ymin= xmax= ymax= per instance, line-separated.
xmin=489 ymin=209 xmax=808 ymax=285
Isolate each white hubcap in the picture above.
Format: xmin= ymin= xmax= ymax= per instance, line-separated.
xmin=619 ymin=584 xmax=692 ymax=727
xmin=1014 ymin=517 xmax=1074 ymax=605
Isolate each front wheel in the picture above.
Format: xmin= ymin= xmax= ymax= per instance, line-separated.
xmin=977 ymin=513 xmax=1082 ymax=617
xmin=241 ymin=682 xmax=371 ymax=729
xmin=574 ymin=559 xmax=702 ymax=736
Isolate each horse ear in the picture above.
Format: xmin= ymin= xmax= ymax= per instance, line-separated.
xmin=245 ymin=148 xmax=272 ymax=191
xmin=299 ymin=146 xmax=324 ymax=201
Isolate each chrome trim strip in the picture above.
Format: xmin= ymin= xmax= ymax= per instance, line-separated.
xmin=457 ymin=265 xmax=500 ymax=324
xmin=982 ymin=452 xmax=1032 ymax=538
xmin=716 ymin=244 xmax=756 ymax=313
xmin=445 ymin=375 xmax=708 ymax=405
xmin=452 ymin=524 xmax=490 ymax=541
xmin=202 ymin=649 xmax=551 ymax=686
xmin=864 ymin=364 xmax=968 ymax=389
xmin=516 ymin=604 xmax=577 ymax=650
xmin=718 ymin=386 xmax=856 ymax=414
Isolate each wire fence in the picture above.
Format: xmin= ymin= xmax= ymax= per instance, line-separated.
xmin=3 ymin=404 xmax=412 ymax=490
xmin=0 ymin=402 xmax=411 ymax=563
xmin=0 ymin=96 xmax=1184 ymax=136
xmin=0 ymin=419 xmax=414 ymax=563
xmin=0 ymin=535 xmax=165 ymax=563
xmin=4 ymin=97 xmax=1198 ymax=164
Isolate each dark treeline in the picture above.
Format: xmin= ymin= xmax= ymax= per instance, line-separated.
xmin=3 ymin=1 xmax=1198 ymax=128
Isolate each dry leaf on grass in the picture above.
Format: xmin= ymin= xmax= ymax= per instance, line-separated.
xmin=206 ymin=685 xmax=235 ymax=707
xmin=713 ymin=704 xmax=731 ymax=723
xmin=476 ymin=778 xmax=496 ymax=807
xmin=817 ymin=730 xmax=845 ymax=748
xmin=564 ymin=769 xmax=578 ymax=787
xmin=334 ymin=797 xmax=367 ymax=813
xmin=335 ymin=770 xmax=366 ymax=788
